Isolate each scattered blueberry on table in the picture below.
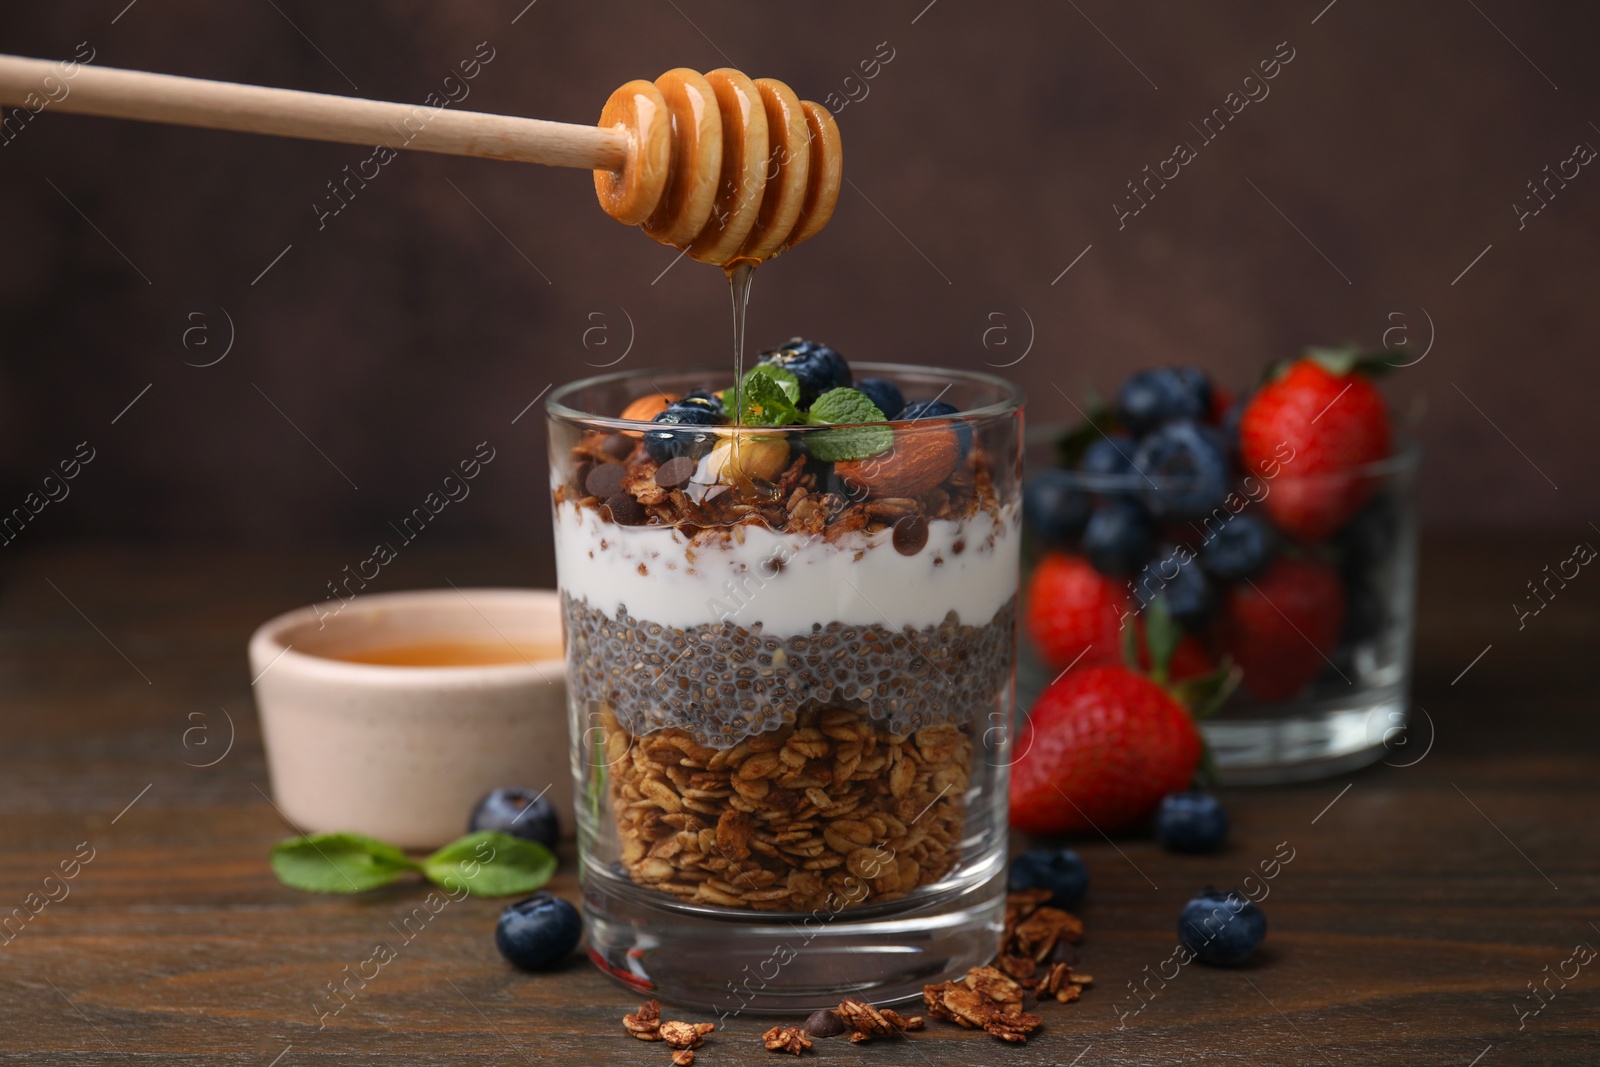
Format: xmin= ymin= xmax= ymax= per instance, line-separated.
xmin=495 ymin=892 xmax=582 ymax=971
xmin=469 ymin=787 xmax=560 ymax=850
xmin=1178 ymin=886 xmax=1266 ymax=966
xmin=1153 ymin=791 xmax=1230 ymax=854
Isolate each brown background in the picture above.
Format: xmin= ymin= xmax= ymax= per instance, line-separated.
xmin=1 ymin=0 xmax=1596 ymax=570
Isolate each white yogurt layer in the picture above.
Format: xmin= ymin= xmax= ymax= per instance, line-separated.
xmin=552 ymin=499 xmax=1020 ymax=635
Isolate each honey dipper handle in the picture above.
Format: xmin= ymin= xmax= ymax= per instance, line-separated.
xmin=0 ymin=54 xmax=628 ymax=171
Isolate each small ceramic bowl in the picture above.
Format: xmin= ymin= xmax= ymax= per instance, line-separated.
xmin=249 ymin=588 xmax=568 ymax=850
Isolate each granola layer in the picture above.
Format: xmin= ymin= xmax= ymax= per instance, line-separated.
xmin=602 ymin=705 xmax=970 ymax=912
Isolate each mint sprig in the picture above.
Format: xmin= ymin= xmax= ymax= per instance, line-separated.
xmin=734 ymin=364 xmax=805 ymax=427
xmin=804 ymin=387 xmax=893 ymax=462
xmin=270 ymin=830 xmax=555 ymax=897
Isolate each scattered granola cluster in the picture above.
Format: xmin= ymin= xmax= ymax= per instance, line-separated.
xmin=921 ymin=890 xmax=1093 ymax=1044
xmin=604 ymin=706 xmax=970 ymax=911
xmin=624 ymin=1000 xmax=716 ymax=1064
xmin=618 ymin=891 xmax=1088 ymax=1058
xmin=834 ymin=997 xmax=925 ymax=1043
xmin=761 ymin=1025 xmax=813 ymax=1055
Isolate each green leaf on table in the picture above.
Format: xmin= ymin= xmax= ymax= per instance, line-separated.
xmin=735 ymin=365 xmax=804 ymax=427
xmin=271 ymin=832 xmax=421 ymax=894
xmin=421 ymin=830 xmax=556 ymax=898
xmin=804 ymin=387 xmax=892 ymax=462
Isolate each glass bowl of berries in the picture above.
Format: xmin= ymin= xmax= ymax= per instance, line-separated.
xmin=1018 ymin=351 xmax=1419 ymax=785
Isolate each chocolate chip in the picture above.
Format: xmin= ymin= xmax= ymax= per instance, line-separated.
xmin=1047 ymin=940 xmax=1078 ymax=966
xmin=892 ymin=514 xmax=929 ymax=556
xmin=602 ymin=493 xmax=644 ymax=525
xmin=586 ymin=462 xmax=627 ymax=499
xmin=803 ymin=1009 xmax=846 ymax=1038
xmin=600 ymin=433 xmax=635 ymax=461
xmin=655 ymin=455 xmax=696 ymax=490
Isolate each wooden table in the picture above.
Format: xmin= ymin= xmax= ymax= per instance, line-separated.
xmin=3 ymin=538 xmax=1597 ymax=1065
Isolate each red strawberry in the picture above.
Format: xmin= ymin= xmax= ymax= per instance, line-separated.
xmin=1147 ymin=635 xmax=1215 ymax=684
xmin=1239 ymin=357 xmax=1391 ymax=542
xmin=1025 ymin=552 xmax=1129 ymax=669
xmin=1218 ymin=557 xmax=1345 ymax=702
xmin=1010 ymin=664 xmax=1202 ymax=835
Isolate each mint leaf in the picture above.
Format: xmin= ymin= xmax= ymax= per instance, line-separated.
xmin=422 ymin=830 xmax=556 ymax=898
xmin=271 ymin=832 xmax=421 ymax=894
xmin=749 ymin=363 xmax=801 ymax=404
xmin=737 ymin=366 xmax=803 ymax=427
xmin=804 ymin=387 xmax=892 ymax=462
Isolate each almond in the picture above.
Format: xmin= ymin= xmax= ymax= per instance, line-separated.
xmin=834 ymin=426 xmax=959 ymax=498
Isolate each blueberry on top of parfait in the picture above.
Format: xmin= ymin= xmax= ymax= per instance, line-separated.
xmin=644 ymin=398 xmax=726 ymax=464
xmin=898 ymin=398 xmax=972 ymax=459
xmin=757 ymin=338 xmax=851 ymax=407
xmin=854 ymin=378 xmax=905 ymax=420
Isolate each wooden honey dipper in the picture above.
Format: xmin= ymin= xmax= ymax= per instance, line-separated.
xmin=0 ymin=56 xmax=842 ymax=266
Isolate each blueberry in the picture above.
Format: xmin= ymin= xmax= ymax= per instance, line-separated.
xmin=1007 ymin=846 xmax=1089 ymax=907
xmin=644 ymin=401 xmax=725 ymax=464
xmin=1024 ymin=471 xmax=1092 ymax=547
xmin=898 ymin=399 xmax=972 ymax=459
xmin=495 ymin=892 xmax=582 ymax=971
xmin=680 ymin=388 xmax=725 ymax=415
xmin=469 ymin=787 xmax=559 ymax=850
xmin=758 ymin=338 xmax=851 ymax=407
xmin=853 ymin=378 xmax=905 ymax=420
xmin=1082 ymin=496 xmax=1155 ymax=577
xmin=1133 ymin=544 xmax=1212 ymax=626
xmin=1178 ymin=887 xmax=1266 ymax=966
xmin=1117 ymin=367 xmax=1212 ymax=434
xmin=1220 ymin=392 xmax=1250 ymax=462
xmin=1154 ymin=792 xmax=1229 ymax=853
xmin=1079 ymin=434 xmax=1137 ymax=478
xmin=1201 ymin=512 xmax=1277 ymax=581
xmin=1133 ymin=420 xmax=1230 ymax=519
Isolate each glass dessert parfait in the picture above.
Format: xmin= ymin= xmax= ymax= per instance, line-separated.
xmin=546 ymin=360 xmax=1024 ymax=1012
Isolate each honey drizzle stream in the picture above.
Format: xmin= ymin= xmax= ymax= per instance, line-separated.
xmin=724 ymin=257 xmax=759 ymax=494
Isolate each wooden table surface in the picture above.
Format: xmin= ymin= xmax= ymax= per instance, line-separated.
xmin=3 ymin=537 xmax=1597 ymax=1066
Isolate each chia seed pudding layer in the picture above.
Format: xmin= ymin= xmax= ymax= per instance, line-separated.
xmin=562 ymin=593 xmax=1016 ymax=749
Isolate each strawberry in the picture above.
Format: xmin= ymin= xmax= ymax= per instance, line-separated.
xmin=1239 ymin=355 xmax=1391 ymax=542
xmin=1148 ymin=635 xmax=1215 ymax=684
xmin=1010 ymin=665 xmax=1203 ymax=835
xmin=1217 ymin=557 xmax=1345 ymax=702
xmin=1025 ymin=552 xmax=1129 ymax=669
